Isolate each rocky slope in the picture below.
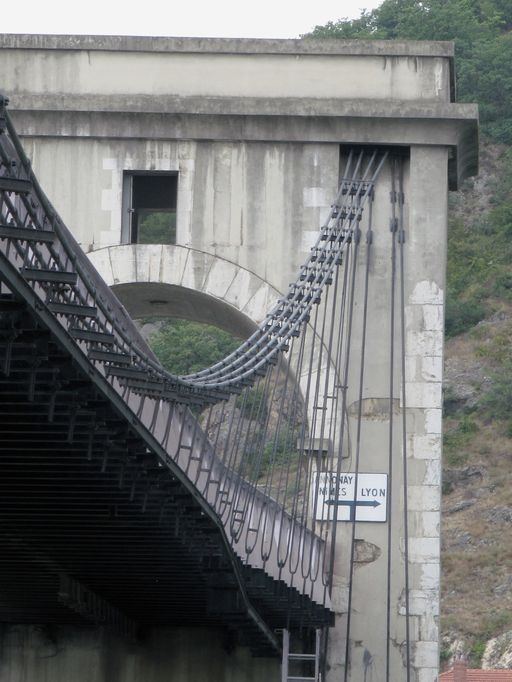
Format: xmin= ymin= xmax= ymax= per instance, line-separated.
xmin=441 ymin=142 xmax=512 ymax=667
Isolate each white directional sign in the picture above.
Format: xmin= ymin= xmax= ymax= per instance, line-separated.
xmin=313 ymin=472 xmax=388 ymax=522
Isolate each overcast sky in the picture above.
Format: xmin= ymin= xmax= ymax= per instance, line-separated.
xmin=2 ymin=0 xmax=383 ymax=39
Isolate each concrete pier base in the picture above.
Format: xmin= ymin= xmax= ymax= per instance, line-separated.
xmin=0 ymin=625 xmax=279 ymax=682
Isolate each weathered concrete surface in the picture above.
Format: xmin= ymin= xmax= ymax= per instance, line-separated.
xmin=2 ymin=53 xmax=450 ymax=101
xmin=0 ymin=34 xmax=456 ymax=55
xmin=0 ymin=35 xmax=477 ymax=191
xmin=325 ymin=148 xmax=447 ymax=682
xmin=19 ymin=137 xmax=339 ymax=290
xmin=0 ymin=625 xmax=279 ymax=682
xmin=0 ymin=35 xmax=479 ymax=682
xmin=0 ymin=35 xmax=454 ymax=102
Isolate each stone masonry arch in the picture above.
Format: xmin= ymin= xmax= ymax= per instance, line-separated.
xmin=87 ymin=244 xmax=281 ymax=338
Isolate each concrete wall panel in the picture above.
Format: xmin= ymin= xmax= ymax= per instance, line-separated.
xmin=0 ymin=626 xmax=279 ymax=682
xmin=0 ymin=47 xmax=451 ymax=102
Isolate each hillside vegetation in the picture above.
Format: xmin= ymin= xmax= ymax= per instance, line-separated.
xmin=309 ymin=0 xmax=512 ymax=143
xmin=308 ymin=0 xmax=512 ymax=665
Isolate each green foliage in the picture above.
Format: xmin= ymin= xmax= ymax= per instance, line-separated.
xmin=441 ymin=478 xmax=453 ymax=496
xmin=261 ymin=429 xmax=297 ymax=473
xmin=241 ymin=425 xmax=299 ymax=481
xmin=480 ymin=360 xmax=512 ymax=429
xmin=444 ymin=148 xmax=512 ymax=336
xmin=493 ymin=271 xmax=512 ymax=299
xmin=445 ymin=216 xmax=489 ymax=336
xmin=445 ymin=297 xmax=486 ymax=337
xmin=443 ymin=385 xmax=464 ymax=416
xmin=147 ymin=318 xmax=240 ymax=375
xmin=459 ymin=415 xmax=479 ymax=435
xmin=488 ymin=147 xmax=512 ymax=228
xmin=475 ymin=326 xmax=512 ymax=364
xmin=469 ymin=639 xmax=486 ymax=667
xmin=236 ymin=385 xmax=269 ymax=424
xmin=307 ymin=0 xmax=512 ymax=143
xmin=439 ymin=647 xmax=451 ymax=663
xmin=138 ymin=210 xmax=176 ymax=245
xmin=443 ymin=415 xmax=478 ymax=465
xmin=479 ymin=610 xmax=512 ymax=640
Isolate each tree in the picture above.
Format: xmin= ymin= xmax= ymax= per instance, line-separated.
xmin=146 ymin=318 xmax=240 ymax=376
xmin=137 ymin=211 xmax=176 ymax=245
xmin=307 ymin=0 xmax=512 ymax=143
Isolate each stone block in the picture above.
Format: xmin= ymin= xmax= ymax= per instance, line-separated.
xmin=204 ymin=258 xmax=239 ymax=299
xmin=424 ymin=409 xmax=443 ymax=435
xmin=87 ymin=248 xmax=115 ymax=286
xmin=422 ymin=304 xmax=444 ymax=331
xmin=408 ymin=459 xmax=428 ymax=485
xmin=109 ymin=244 xmax=137 ymax=285
xmin=136 ymin=244 xmax=163 ymax=282
xmin=224 ymin=268 xmax=258 ymax=311
xmin=404 ymin=382 xmax=442 ymax=409
xmin=406 ymin=330 xmax=443 ymax=357
xmin=406 ymin=537 xmax=439 ymax=563
xmin=418 ymin=667 xmax=440 ymax=682
xmin=409 ymin=512 xmax=439 ymax=539
xmin=412 ymin=641 xmax=439 ymax=668
xmin=409 ymin=434 xmax=442 ymax=461
xmin=420 ymin=355 xmax=443 ymax=382
xmin=408 ymin=485 xmax=440 ymax=512
xmin=419 ymin=562 xmax=441 ymax=590
xmin=418 ymin=613 xmax=439 ymax=642
xmin=102 ymin=157 xmax=117 ymax=171
xmin=303 ymin=186 xmax=331 ymax=208
xmin=242 ymin=285 xmax=278 ymax=324
xmin=160 ymin=245 xmax=190 ymax=285
xmin=409 ymin=279 xmax=443 ymax=305
xmin=181 ymin=249 xmax=213 ymax=291
xmin=399 ymin=589 xmax=439 ymax=617
xmin=423 ymin=459 xmax=441 ymax=486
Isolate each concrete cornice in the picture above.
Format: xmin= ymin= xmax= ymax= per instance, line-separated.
xmin=7 ymin=93 xmax=476 ymax=120
xmin=0 ymin=33 xmax=454 ymax=58
xmin=1 ymin=35 xmax=474 ymax=186
xmin=9 ymin=102 xmax=478 ymax=190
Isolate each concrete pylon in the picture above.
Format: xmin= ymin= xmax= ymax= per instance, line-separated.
xmin=0 ymin=34 xmax=478 ymax=682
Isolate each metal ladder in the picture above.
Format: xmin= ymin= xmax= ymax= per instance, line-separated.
xmin=281 ymin=629 xmax=322 ymax=682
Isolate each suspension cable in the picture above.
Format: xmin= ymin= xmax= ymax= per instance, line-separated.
xmin=398 ymin=159 xmax=412 ymax=682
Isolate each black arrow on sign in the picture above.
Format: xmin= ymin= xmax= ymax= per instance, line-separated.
xmin=326 ymin=498 xmax=381 ymax=521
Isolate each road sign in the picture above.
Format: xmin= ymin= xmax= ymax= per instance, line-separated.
xmin=312 ymin=472 xmax=388 ymax=522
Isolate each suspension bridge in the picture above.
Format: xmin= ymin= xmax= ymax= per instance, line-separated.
xmin=0 ymin=35 xmax=478 ymax=682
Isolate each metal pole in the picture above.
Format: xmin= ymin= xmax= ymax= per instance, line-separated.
xmin=282 ymin=629 xmax=290 ymax=682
